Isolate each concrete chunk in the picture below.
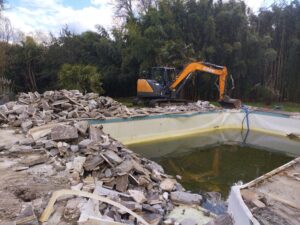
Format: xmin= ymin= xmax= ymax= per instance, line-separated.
xmin=51 ymin=124 xmax=78 ymax=141
xmin=21 ymin=120 xmax=33 ymax=131
xmin=75 ymin=121 xmax=89 ymax=135
xmin=89 ymin=126 xmax=104 ymax=142
xmin=160 ymin=178 xmax=177 ymax=192
xmin=103 ymin=150 xmax=123 ymax=164
xmin=170 ymin=191 xmax=202 ymax=205
xmin=128 ymin=190 xmax=146 ymax=203
xmin=78 ymin=139 xmax=94 ymax=148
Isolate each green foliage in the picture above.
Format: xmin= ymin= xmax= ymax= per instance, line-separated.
xmin=1 ymin=0 xmax=300 ymax=103
xmin=58 ymin=64 xmax=104 ymax=94
xmin=264 ymin=48 xmax=277 ymax=63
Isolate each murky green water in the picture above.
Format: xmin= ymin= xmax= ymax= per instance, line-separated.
xmin=129 ymin=130 xmax=299 ymax=198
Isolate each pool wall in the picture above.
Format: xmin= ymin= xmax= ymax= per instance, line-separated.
xmin=90 ymin=110 xmax=300 ymax=145
xmin=90 ymin=110 xmax=300 ymax=225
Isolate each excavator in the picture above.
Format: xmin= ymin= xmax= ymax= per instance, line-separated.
xmin=136 ymin=62 xmax=241 ymax=108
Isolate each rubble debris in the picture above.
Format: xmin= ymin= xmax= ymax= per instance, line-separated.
xmin=15 ymin=203 xmax=38 ymax=225
xmin=0 ymin=90 xmax=221 ymax=225
xmin=39 ymin=189 xmax=149 ymax=225
xmin=0 ymin=90 xmax=218 ymax=130
xmin=0 ymin=121 xmax=215 ymax=224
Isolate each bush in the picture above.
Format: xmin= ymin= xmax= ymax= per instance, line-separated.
xmin=58 ymin=64 xmax=104 ymax=94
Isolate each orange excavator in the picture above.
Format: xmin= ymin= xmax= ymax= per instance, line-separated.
xmin=136 ymin=62 xmax=241 ymax=108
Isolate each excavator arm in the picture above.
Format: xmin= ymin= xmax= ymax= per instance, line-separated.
xmin=170 ymin=62 xmax=227 ymax=100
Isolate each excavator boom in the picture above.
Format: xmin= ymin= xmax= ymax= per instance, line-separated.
xmin=170 ymin=62 xmax=227 ymax=99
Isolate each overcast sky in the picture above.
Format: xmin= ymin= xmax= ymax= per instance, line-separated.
xmin=3 ymin=0 xmax=277 ymax=35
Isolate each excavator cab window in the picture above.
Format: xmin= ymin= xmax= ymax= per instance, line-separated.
xmin=150 ymin=67 xmax=177 ymax=86
xmin=166 ymin=68 xmax=177 ymax=83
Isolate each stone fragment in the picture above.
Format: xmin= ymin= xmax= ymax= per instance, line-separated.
xmin=24 ymin=155 xmax=48 ymax=167
xmin=57 ymin=142 xmax=70 ymax=155
xmin=21 ymin=120 xmax=33 ymax=131
xmin=205 ymin=213 xmax=233 ymax=225
xmin=64 ymin=198 xmax=86 ymax=221
xmin=44 ymin=140 xmax=57 ymax=149
xmin=104 ymin=168 xmax=112 ymax=178
xmin=83 ymin=155 xmax=104 ymax=171
xmin=51 ymin=124 xmax=78 ymax=141
xmin=142 ymin=204 xmax=158 ymax=213
xmin=128 ymin=190 xmax=147 ymax=203
xmin=70 ymin=145 xmax=79 ymax=152
xmin=13 ymin=105 xmax=28 ymax=114
xmin=160 ymin=178 xmax=177 ymax=192
xmin=241 ymin=189 xmax=260 ymax=202
xmin=103 ymin=150 xmax=123 ymax=164
xmin=115 ymin=160 xmax=134 ymax=174
xmin=19 ymin=137 xmax=35 ymax=146
xmin=94 ymin=183 xmax=130 ymax=198
xmin=15 ymin=203 xmax=38 ymax=225
xmin=176 ymin=175 xmax=182 ymax=180
xmin=146 ymin=161 xmax=165 ymax=174
xmin=88 ymin=99 xmax=98 ymax=110
xmin=78 ymin=139 xmax=93 ymax=148
xmin=74 ymin=121 xmax=89 ymax=135
xmin=252 ymin=199 xmax=266 ymax=208
xmin=170 ymin=191 xmax=202 ymax=205
xmin=70 ymin=156 xmax=86 ymax=174
xmin=180 ymin=218 xmax=198 ymax=225
xmin=89 ymin=126 xmax=104 ymax=142
xmin=141 ymin=212 xmax=162 ymax=225
xmin=163 ymin=192 xmax=169 ymax=200
xmin=115 ymin=174 xmax=128 ymax=192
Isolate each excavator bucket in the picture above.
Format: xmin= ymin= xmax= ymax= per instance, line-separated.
xmin=218 ymin=95 xmax=242 ymax=109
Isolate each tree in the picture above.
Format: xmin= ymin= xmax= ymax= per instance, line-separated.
xmin=58 ymin=64 xmax=104 ymax=94
xmin=1 ymin=0 xmax=300 ymax=102
xmin=113 ymin=0 xmax=135 ymax=18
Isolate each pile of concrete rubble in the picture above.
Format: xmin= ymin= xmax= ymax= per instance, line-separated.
xmin=0 ymin=121 xmax=218 ymax=225
xmin=0 ymin=90 xmax=231 ymax=225
xmin=0 ymin=90 xmax=216 ymax=132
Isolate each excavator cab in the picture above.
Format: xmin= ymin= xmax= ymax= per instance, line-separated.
xmin=137 ymin=67 xmax=177 ymax=99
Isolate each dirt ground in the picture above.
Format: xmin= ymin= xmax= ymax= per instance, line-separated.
xmin=0 ymin=130 xmax=70 ymax=224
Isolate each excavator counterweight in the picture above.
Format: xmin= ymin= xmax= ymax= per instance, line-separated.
xmin=136 ymin=62 xmax=241 ymax=108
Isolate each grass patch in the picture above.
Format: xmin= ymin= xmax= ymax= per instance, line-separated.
xmin=244 ymin=102 xmax=300 ymax=112
xmin=203 ymin=101 xmax=300 ymax=112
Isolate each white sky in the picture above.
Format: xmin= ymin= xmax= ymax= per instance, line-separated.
xmin=2 ymin=0 xmax=275 ymax=36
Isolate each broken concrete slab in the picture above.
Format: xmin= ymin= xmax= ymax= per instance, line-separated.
xmin=115 ymin=175 xmax=128 ymax=192
xmin=160 ymin=178 xmax=177 ymax=192
xmin=51 ymin=124 xmax=78 ymax=141
xmin=78 ymin=139 xmax=94 ymax=148
xmin=44 ymin=140 xmax=57 ymax=149
xmin=75 ymin=121 xmax=89 ymax=135
xmin=15 ymin=203 xmax=38 ymax=225
xmin=103 ymin=150 xmax=123 ymax=164
xmin=83 ymin=155 xmax=104 ymax=171
xmin=21 ymin=120 xmax=33 ymax=131
xmin=115 ymin=160 xmax=134 ymax=174
xmin=128 ymin=190 xmax=146 ymax=203
xmin=170 ymin=191 xmax=202 ymax=205
xmin=89 ymin=126 xmax=104 ymax=142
